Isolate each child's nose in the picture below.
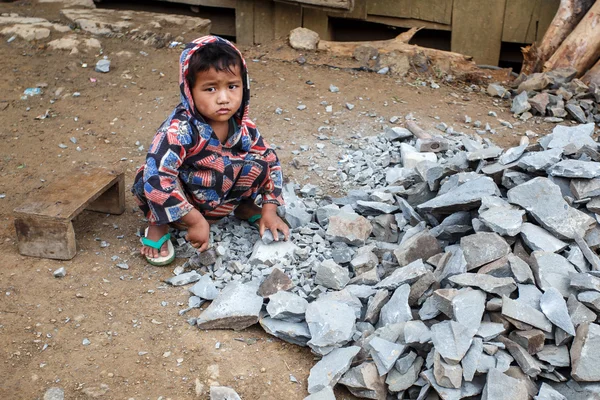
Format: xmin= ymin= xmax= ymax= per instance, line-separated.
xmin=217 ymin=90 xmax=229 ymax=103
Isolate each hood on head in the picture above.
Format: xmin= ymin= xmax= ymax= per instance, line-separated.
xmin=178 ymin=35 xmax=250 ymax=122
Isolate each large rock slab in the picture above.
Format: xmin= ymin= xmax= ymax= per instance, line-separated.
xmin=369 ymin=336 xmax=405 ymax=375
xmin=305 ymin=299 xmax=356 ymax=355
xmin=394 ymin=229 xmax=442 ymax=267
xmin=517 ymin=149 xmax=563 ymax=172
xmin=530 ymin=251 xmax=578 ymax=298
xmin=481 ymin=368 xmax=529 ymax=400
xmin=326 ymin=212 xmax=373 ymax=246
xmin=547 ymin=160 xmax=600 ymax=179
xmin=267 ymin=291 xmax=308 ymax=322
xmin=460 ymin=232 xmax=511 ymax=270
xmin=501 ymin=295 xmax=553 ymax=332
xmin=259 ymin=316 xmax=311 ymax=346
xmin=376 ymin=259 xmax=429 ymax=290
xmin=189 ymin=274 xmax=219 ymax=300
xmin=196 ymin=282 xmax=263 ymax=331
xmin=507 ymin=177 xmax=595 ymax=240
xmin=571 ymin=323 xmax=600 ymax=381
xmin=379 ymin=284 xmax=412 ymax=326
xmin=417 ymin=176 xmax=500 ymax=214
xmin=257 ymin=268 xmax=294 ymax=297
xmin=249 ymin=240 xmax=298 ymax=266
xmin=539 ymin=123 xmax=596 ymax=152
xmin=519 ymin=223 xmax=568 ymax=253
xmin=540 ymin=287 xmax=576 ymax=336
xmin=430 ymin=320 xmax=477 ymax=364
xmin=339 ymin=362 xmax=387 ymax=400
xmin=449 ymin=273 xmax=516 ymax=296
xmin=307 ymin=346 xmax=360 ymax=393
xmin=314 ymin=259 xmax=350 ymax=290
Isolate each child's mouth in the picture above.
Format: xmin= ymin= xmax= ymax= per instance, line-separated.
xmin=217 ymin=108 xmax=230 ymax=114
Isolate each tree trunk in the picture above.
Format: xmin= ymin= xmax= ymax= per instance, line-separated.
xmin=521 ymin=0 xmax=594 ymax=75
xmin=544 ymin=1 xmax=600 ymax=76
xmin=582 ymin=57 xmax=600 ymax=86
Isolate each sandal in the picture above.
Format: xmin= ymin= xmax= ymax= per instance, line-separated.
xmin=141 ymin=227 xmax=176 ymax=266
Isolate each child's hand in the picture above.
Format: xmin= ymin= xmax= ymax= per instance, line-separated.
xmin=260 ymin=204 xmax=290 ymax=242
xmin=181 ymin=210 xmax=211 ymax=252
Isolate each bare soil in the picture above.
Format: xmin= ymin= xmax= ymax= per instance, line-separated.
xmin=0 ymin=2 xmax=558 ymax=399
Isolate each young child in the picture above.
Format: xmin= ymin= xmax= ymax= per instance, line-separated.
xmin=132 ymin=35 xmax=289 ymax=265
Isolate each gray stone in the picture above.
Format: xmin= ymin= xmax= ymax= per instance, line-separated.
xmin=540 ymin=287 xmax=576 ymax=336
xmin=339 ymin=362 xmax=387 ymax=399
xmin=326 ymin=212 xmax=372 ymax=246
xmin=536 ymin=383 xmax=567 ymax=400
xmin=571 ymin=178 xmax=600 ymax=199
xmin=350 ymin=246 xmax=378 ymax=275
xmin=502 ymin=170 xmax=533 ymax=189
xmin=385 ymin=126 xmax=413 ymax=141
xmin=512 ymin=91 xmax=531 ymax=115
xmin=477 ymin=322 xmax=506 ymax=341
xmin=422 ymin=369 xmax=485 ymax=400
xmin=261 ymin=230 xmax=275 ymax=244
xmin=571 ymin=323 xmax=600 ymax=381
xmin=376 ymin=258 xmax=429 ymax=290
xmin=431 ymin=320 xmax=477 ymax=364
xmin=249 ymin=240 xmax=298 ymax=266
xmin=434 ymin=349 xmax=463 ymax=389
xmin=502 ymin=295 xmax=553 ymax=332
xmin=95 ymin=59 xmax=110 ymax=73
xmin=462 ymin=337 xmax=483 ymax=382
xmin=257 ymin=268 xmax=294 ymax=297
xmin=519 ymin=223 xmax=568 ymax=253
xmin=386 ymin=356 xmax=424 ymax=393
xmin=497 ymin=336 xmax=542 ymax=377
xmin=165 ymin=271 xmax=201 ymax=286
xmin=530 ymin=251 xmax=578 ymax=298
xmin=567 ymin=294 xmax=597 ymax=327
xmin=539 ymin=123 xmax=596 ymax=152
xmin=404 ymin=320 xmax=431 ymax=344
xmin=518 ymin=72 xmax=552 ymax=92
xmin=210 ymin=386 xmax=241 ymax=400
xmin=566 ymin=103 xmax=587 ymax=123
xmin=452 ymin=289 xmax=486 ymax=330
xmin=394 ymin=230 xmax=442 ymax=267
xmin=508 ymin=177 xmax=595 ymax=240
xmin=314 ymin=259 xmax=350 ymax=290
xmin=319 ymin=290 xmax=363 ymax=320
xmin=364 ymin=289 xmax=390 ymax=325
xmin=284 ymin=202 xmax=312 ymax=229
xmin=435 ymin=246 xmax=468 ymax=283
xmin=369 ymin=336 xmax=405 ymax=375
xmin=488 ymin=83 xmax=510 ymax=98
xmin=44 ymin=387 xmax=64 ymax=400
xmin=529 ymin=92 xmax=550 ymax=114
xmin=536 ymin=345 xmax=570 ymax=367
xmin=305 ymin=299 xmax=356 ymax=355
xmin=53 ymin=267 xmax=66 ymax=278
xmin=289 ymin=27 xmax=319 ymax=50
xmin=189 ymin=274 xmax=219 ymax=300
xmin=548 ymin=160 xmax=600 ymax=179
xmin=467 ymin=146 xmax=503 ymax=161
xmin=417 ymin=176 xmax=500 ymax=214
xmin=267 ymin=291 xmax=308 ymax=322
xmin=259 ymin=316 xmax=311 ymax=346
xmin=316 ymin=204 xmax=341 ymax=226
xmin=307 ymin=346 xmax=360 ymax=393
xmin=449 ymin=273 xmax=516 ymax=296
xmin=395 ymin=351 xmax=418 ymax=374
xmin=371 ymin=214 xmax=399 ymax=243
xmin=461 ymin=232 xmax=511 ymax=270
xmin=577 ymin=291 xmax=600 ymax=311
xmin=379 ymin=284 xmax=412 ymax=326
xmin=481 ymin=368 xmax=529 ymax=400
xmin=196 ymin=282 xmax=263 ymax=331
xmin=517 ymin=149 xmax=563 ymax=172
xmin=479 ymin=207 xmax=525 ymax=236
xmin=344 ymin=284 xmax=376 ymax=300
xmin=385 ymin=167 xmax=419 ymax=186
xmin=304 ymin=386 xmax=336 ymax=400
xmin=356 ymin=200 xmax=399 ymax=215
xmin=509 ymin=329 xmax=545 ymax=354
xmin=507 ymin=254 xmax=535 ymax=284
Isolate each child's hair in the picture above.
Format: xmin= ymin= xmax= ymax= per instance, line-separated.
xmin=187 ymin=42 xmax=244 ymax=89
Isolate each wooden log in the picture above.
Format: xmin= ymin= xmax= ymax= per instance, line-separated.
xmin=582 ymin=57 xmax=600 ymax=86
xmin=522 ymin=0 xmax=593 ymax=75
xmin=536 ymin=0 xmax=599 ymax=75
xmin=317 ymin=28 xmax=421 ymax=56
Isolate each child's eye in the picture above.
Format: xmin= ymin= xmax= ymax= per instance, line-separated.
xmin=205 ymin=87 xmax=215 ymax=92
xmin=229 ymin=85 xmax=238 ymax=90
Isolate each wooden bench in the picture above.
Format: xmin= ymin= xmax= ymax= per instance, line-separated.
xmin=14 ymin=168 xmax=125 ymax=260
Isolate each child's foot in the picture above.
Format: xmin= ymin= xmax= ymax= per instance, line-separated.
xmin=140 ymin=224 xmax=170 ymax=258
xmin=234 ymin=200 xmax=262 ymax=221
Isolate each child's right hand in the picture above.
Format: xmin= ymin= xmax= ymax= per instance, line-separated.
xmin=181 ymin=209 xmax=211 ymax=252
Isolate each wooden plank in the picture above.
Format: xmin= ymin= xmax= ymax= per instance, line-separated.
xmin=329 ymin=0 xmax=366 ymax=19
xmin=451 ymin=0 xmax=506 ymax=65
xmin=235 ymin=0 xmax=254 ymax=45
xmin=367 ymin=0 xmax=453 ymax=25
xmin=254 ymin=0 xmax=275 ymax=44
xmin=15 ymin=217 xmax=76 ymax=260
xmin=277 ymin=0 xmax=351 ymax=10
xmin=13 ymin=168 xmax=123 ymax=221
xmin=502 ymin=0 xmax=560 ymax=43
xmin=303 ymin=6 xmax=332 ymax=40
xmin=86 ymin=174 xmax=125 ymax=215
xmin=274 ymin=1 xmax=302 ymax=38
xmin=366 ymin=15 xmax=451 ymax=32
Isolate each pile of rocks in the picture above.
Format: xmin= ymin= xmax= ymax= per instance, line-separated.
xmin=167 ymin=121 xmax=600 ymax=400
xmin=488 ymin=67 xmax=600 ymax=124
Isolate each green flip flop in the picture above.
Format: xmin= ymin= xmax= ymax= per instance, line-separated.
xmin=247 ymin=214 xmax=262 ymax=229
xmin=141 ymin=228 xmax=176 ymax=266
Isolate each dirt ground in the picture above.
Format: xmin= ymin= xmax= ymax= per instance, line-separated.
xmin=0 ymin=2 xmax=560 ymax=399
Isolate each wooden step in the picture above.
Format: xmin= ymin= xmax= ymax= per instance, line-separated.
xmin=14 ymin=168 xmax=125 ymax=260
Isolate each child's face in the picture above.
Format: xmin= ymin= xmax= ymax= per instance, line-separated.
xmin=191 ymin=64 xmax=243 ymax=127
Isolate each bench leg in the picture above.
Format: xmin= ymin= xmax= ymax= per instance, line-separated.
xmin=86 ymin=174 xmax=125 ymax=215
xmin=14 ymin=217 xmax=76 ymax=260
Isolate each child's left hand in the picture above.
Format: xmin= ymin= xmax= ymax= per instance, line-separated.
xmin=259 ymin=204 xmax=290 ymax=242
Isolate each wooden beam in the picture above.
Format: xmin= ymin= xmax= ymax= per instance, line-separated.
xmin=277 ymin=0 xmax=351 ymax=10
xmin=502 ymin=0 xmax=560 ymax=43
xmin=274 ymin=1 xmax=302 ymax=38
xmin=303 ymin=6 xmax=331 ymax=40
xmin=254 ymin=0 xmax=275 ymax=44
xmin=367 ymin=0 xmax=453 ymax=25
xmin=235 ymin=0 xmax=254 ymax=45
xmin=366 ymin=15 xmax=451 ymax=32
xmin=451 ymin=0 xmax=506 ymax=65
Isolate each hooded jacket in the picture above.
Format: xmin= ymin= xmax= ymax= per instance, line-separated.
xmin=138 ymin=36 xmax=284 ymax=224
